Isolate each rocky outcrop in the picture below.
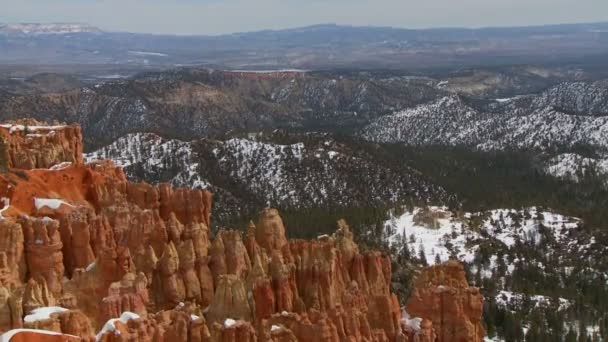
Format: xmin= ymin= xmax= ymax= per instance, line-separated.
xmin=0 ymin=122 xmax=480 ymax=341
xmin=23 ymin=309 xmax=95 ymax=341
xmin=0 ymin=329 xmax=81 ymax=342
xmin=0 ymin=120 xmax=83 ymax=170
xmin=406 ymin=260 xmax=485 ymax=342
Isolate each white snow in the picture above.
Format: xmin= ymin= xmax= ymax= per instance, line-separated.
xmin=0 ymin=198 xmax=10 ymax=220
xmin=496 ymin=290 xmax=571 ymax=311
xmin=361 ymin=95 xmax=608 ymax=152
xmin=96 ymin=312 xmax=140 ymax=341
xmin=85 ymin=261 xmax=96 ymax=272
xmin=26 ymin=131 xmax=56 ymax=138
xmin=494 ymin=95 xmax=525 ymax=103
xmin=0 ymin=124 xmax=66 ymax=134
xmin=49 ymin=162 xmax=73 ymax=171
xmin=545 ymin=153 xmax=608 ymax=183
xmin=128 ymin=51 xmax=169 ymax=57
xmin=385 ymin=206 xmax=581 ymax=267
xmin=34 ymin=198 xmax=73 ymax=210
xmin=23 ymin=307 xmax=68 ymax=323
xmin=1 ymin=329 xmax=77 ymax=342
xmin=84 ymin=133 xmax=211 ymax=190
xmin=400 ymin=310 xmax=423 ymax=333
xmin=485 ymin=337 xmax=505 ymax=342
xmin=386 ymin=206 xmax=472 ymax=265
xmin=228 ymin=69 xmax=308 ymax=74
xmin=224 ymin=318 xmax=237 ymax=328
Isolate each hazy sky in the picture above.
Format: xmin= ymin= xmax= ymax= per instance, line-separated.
xmin=1 ymin=0 xmax=607 ymax=35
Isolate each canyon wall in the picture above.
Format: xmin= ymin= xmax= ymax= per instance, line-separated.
xmin=0 ymin=121 xmax=484 ymax=342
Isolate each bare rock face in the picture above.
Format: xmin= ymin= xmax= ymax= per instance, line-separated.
xmin=21 ymin=218 xmax=65 ymax=296
xmin=0 ymin=120 xmax=83 ymax=170
xmin=0 ymin=221 xmax=25 ymax=289
xmin=255 ymin=208 xmax=288 ymax=253
xmin=207 ymin=275 xmax=252 ymax=324
xmin=406 ymin=260 xmax=485 ymax=342
xmin=0 ymin=122 xmax=483 ymax=342
xmin=1 ymin=329 xmax=82 ymax=342
xmin=23 ymin=309 xmax=95 ymax=341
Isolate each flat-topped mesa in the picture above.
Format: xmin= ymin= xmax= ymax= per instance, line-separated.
xmin=0 ymin=119 xmax=83 ymax=170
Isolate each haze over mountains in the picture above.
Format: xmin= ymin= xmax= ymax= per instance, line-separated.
xmin=2 ymin=18 xmax=608 ymax=341
xmin=1 ymin=21 xmax=608 ymax=71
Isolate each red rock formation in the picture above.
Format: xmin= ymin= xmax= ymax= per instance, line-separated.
xmin=1 ymin=329 xmax=81 ymax=342
xmin=0 ymin=121 xmax=482 ymax=342
xmin=0 ymin=119 xmax=83 ymax=170
xmin=406 ymin=260 xmax=485 ymax=342
xmin=100 ymin=273 xmax=149 ymax=324
xmin=23 ymin=308 xmax=95 ymax=341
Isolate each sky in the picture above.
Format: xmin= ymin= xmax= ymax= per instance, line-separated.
xmin=0 ymin=0 xmax=607 ymax=35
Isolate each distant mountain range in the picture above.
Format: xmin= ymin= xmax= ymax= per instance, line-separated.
xmin=0 ymin=23 xmax=101 ymax=35
xmin=1 ymin=21 xmax=608 ymax=69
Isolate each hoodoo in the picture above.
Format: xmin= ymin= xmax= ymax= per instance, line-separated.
xmin=0 ymin=120 xmax=483 ymax=341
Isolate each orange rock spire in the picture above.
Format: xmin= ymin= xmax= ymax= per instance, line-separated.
xmin=0 ymin=121 xmax=484 ymax=342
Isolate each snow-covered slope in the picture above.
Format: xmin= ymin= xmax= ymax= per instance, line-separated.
xmin=84 ymin=133 xmax=208 ymax=189
xmin=383 ymin=205 xmax=608 ymax=341
xmin=544 ymin=153 xmax=608 ymax=183
xmin=361 ymin=95 xmax=608 ymax=151
xmin=86 ymin=133 xmax=450 ymax=223
xmin=385 ymin=207 xmax=591 ymax=267
xmin=489 ymin=81 xmax=608 ymax=116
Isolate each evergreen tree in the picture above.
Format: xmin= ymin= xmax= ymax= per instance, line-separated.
xmin=566 ymin=327 xmax=577 ymax=342
xmin=418 ymin=243 xmax=428 ymax=266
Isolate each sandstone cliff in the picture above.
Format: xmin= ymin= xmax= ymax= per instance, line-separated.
xmin=0 ymin=122 xmax=484 ymax=342
xmin=406 ymin=261 xmax=485 ymax=342
xmin=0 ymin=119 xmax=83 ymax=170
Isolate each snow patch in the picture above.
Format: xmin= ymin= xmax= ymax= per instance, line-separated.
xmin=0 ymin=124 xmax=66 ymax=134
xmin=85 ymin=261 xmax=96 ymax=272
xmin=128 ymin=51 xmax=169 ymax=57
xmin=224 ymin=318 xmax=237 ymax=328
xmin=1 ymin=329 xmax=76 ymax=342
xmin=96 ymin=312 xmax=140 ymax=341
xmin=49 ymin=162 xmax=73 ymax=171
xmin=0 ymin=198 xmax=9 ymax=220
xmin=34 ymin=198 xmax=73 ymax=210
xmin=400 ymin=310 xmax=423 ymax=333
xmin=24 ymin=307 xmax=68 ymax=323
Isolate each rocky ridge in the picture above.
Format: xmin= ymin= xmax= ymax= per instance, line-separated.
xmin=361 ymin=95 xmax=608 ymax=151
xmin=0 ymin=122 xmax=485 ymax=341
xmin=83 ymin=132 xmax=450 ymax=224
xmin=0 ymin=69 xmax=443 ymax=148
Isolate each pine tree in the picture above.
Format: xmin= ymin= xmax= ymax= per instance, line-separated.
xmin=566 ymin=328 xmax=577 ymax=342
xmin=418 ymin=243 xmax=428 ymax=266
